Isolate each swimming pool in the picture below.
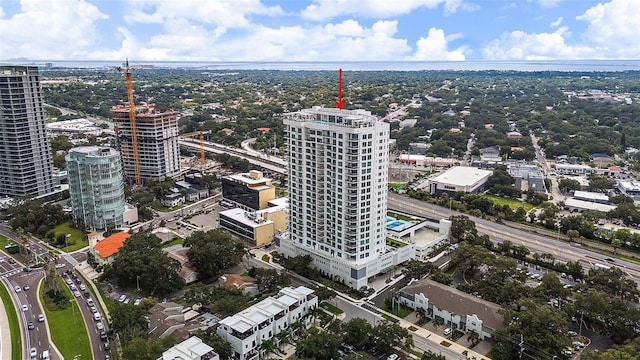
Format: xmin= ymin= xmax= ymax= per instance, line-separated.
xmin=386 ymin=216 xmax=413 ymax=231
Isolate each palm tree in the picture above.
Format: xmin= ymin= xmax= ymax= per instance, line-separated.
xmin=308 ymin=305 xmax=320 ymax=326
xmin=467 ymin=330 xmax=480 ymax=346
xmin=259 ymin=339 xmax=276 ymax=360
xmin=415 ymin=307 xmax=427 ymax=324
xmin=276 ymin=329 xmax=290 ymax=352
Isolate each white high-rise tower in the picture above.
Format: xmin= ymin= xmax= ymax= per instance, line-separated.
xmin=279 ymin=106 xmax=393 ymax=289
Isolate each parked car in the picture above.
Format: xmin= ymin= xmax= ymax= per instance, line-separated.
xmin=118 ymin=294 xmax=126 ymax=303
xmin=96 ymin=322 xmax=104 ymax=331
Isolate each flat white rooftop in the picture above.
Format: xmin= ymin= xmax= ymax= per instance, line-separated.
xmin=574 ymin=191 xmax=609 ymax=202
xmin=430 ymin=166 xmax=493 ymax=187
xmin=565 ymin=198 xmax=616 ymax=212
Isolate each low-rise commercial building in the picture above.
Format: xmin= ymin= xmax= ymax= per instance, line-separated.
xmin=573 ymin=190 xmax=610 ymax=204
xmin=399 ymin=279 xmax=503 ymax=340
xmin=218 ymin=202 xmax=287 ymax=247
xmin=221 ymin=171 xmax=275 ymax=211
xmin=618 ymin=180 xmax=640 ymax=201
xmin=508 ymin=164 xmax=546 ymax=192
xmin=217 ymin=286 xmax=318 ymax=360
xmin=565 ymin=198 xmax=616 ymax=213
xmin=553 ymin=163 xmax=593 ymax=176
xmin=427 ymin=167 xmax=493 ymax=196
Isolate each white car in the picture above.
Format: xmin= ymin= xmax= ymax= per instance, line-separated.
xmin=22 ymin=304 xmax=28 ymax=311
xmin=79 ymin=284 xmax=86 ymax=291
xmin=96 ymin=321 xmax=104 ymax=331
xmin=55 ymin=263 xmax=65 ymax=269
xmin=14 ymin=286 xmax=21 ymax=293
xmin=65 ymin=278 xmax=73 ymax=285
xmin=74 ymin=291 xmax=81 ymax=298
xmin=90 ymin=306 xmax=98 ymax=313
xmin=387 ymin=354 xmax=399 ymax=360
xmin=134 ymin=298 xmax=142 ymax=306
xmin=29 ymin=347 xmax=37 ymax=358
xmin=118 ymin=294 xmax=126 ymax=303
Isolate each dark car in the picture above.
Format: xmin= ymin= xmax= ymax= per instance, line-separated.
xmin=28 ymin=321 xmax=35 ymax=330
xmin=8 ymin=258 xmax=16 ymax=264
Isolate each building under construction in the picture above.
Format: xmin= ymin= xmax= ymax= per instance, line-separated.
xmin=110 ymin=103 xmax=181 ymax=182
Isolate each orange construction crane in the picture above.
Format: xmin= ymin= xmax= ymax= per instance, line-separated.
xmin=179 ymin=130 xmax=211 ymax=168
xmin=116 ymin=59 xmax=153 ymax=186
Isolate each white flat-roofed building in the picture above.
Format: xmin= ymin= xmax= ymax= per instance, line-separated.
xmin=398 ymin=155 xmax=456 ymax=167
xmin=159 ymin=336 xmax=219 ymax=360
xmin=47 ymin=119 xmax=101 ymax=135
xmin=217 ymin=286 xmax=317 ymax=360
xmin=573 ymin=191 xmax=610 ymax=204
xmin=427 ymin=167 xmax=493 ymax=196
xmin=565 ymin=198 xmax=616 ymax=213
xmin=618 ymin=180 xmax=640 ymax=201
xmin=554 ymin=163 xmax=593 ymax=175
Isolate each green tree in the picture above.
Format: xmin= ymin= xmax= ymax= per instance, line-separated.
xmin=248 ymin=267 xmax=290 ymax=293
xmin=259 ymin=338 xmax=277 ymax=360
xmin=110 ymin=302 xmax=151 ymax=345
xmin=121 ymin=336 xmax=175 ymax=360
xmin=567 ymin=229 xmax=580 ymax=242
xmin=372 ymin=320 xmax=414 ymax=353
xmin=105 ymin=232 xmax=185 ymax=296
xmin=295 ymin=328 xmax=341 ymax=360
xmin=185 ymin=229 xmax=246 ymax=281
xmin=342 ymin=318 xmax=373 ymax=347
xmin=449 ymin=215 xmax=478 ymax=243
xmin=192 ymin=328 xmax=234 ymax=360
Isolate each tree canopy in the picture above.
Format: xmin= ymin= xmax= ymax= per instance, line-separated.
xmin=185 ymin=229 xmax=246 ymax=281
xmin=105 ymin=232 xmax=185 ymax=296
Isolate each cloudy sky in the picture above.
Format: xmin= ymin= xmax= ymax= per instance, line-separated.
xmin=1 ymin=0 xmax=638 ymax=61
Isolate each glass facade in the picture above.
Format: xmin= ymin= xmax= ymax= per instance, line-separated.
xmin=66 ymin=147 xmax=125 ymax=230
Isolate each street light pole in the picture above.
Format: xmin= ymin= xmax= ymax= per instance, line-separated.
xmin=136 ymin=275 xmax=140 ymax=291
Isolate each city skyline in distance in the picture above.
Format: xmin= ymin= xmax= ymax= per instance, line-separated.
xmin=1 ymin=0 xmax=638 ymax=62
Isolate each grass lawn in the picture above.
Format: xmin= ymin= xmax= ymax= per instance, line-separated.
xmin=161 ymin=236 xmax=184 ymax=248
xmin=0 ymin=234 xmax=15 ymax=248
xmin=386 ymin=237 xmax=409 ymax=248
xmin=40 ymin=278 xmax=92 ymax=359
xmin=0 ymin=280 xmax=22 ymax=360
xmin=484 ymin=194 xmax=534 ymax=212
xmin=53 ymin=223 xmax=87 ymax=252
xmin=320 ymin=301 xmax=344 ymax=315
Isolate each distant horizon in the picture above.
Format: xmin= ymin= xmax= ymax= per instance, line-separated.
xmin=2 ymin=59 xmax=639 ymax=72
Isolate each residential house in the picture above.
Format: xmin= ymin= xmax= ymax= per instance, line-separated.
xmin=91 ymin=232 xmax=131 ymax=266
xmin=159 ymin=336 xmax=219 ymax=360
xmin=399 ymin=279 xmax=503 ymax=340
xmin=162 ymin=192 xmax=185 ymax=207
xmin=479 ymin=146 xmax=502 ymax=162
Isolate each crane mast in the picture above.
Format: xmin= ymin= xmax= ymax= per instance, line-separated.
xmin=117 ymin=59 xmax=151 ymax=186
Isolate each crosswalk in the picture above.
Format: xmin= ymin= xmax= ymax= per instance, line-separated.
xmin=0 ymin=269 xmax=22 ymax=278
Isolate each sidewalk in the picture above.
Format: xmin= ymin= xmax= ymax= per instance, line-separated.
xmin=0 ymin=281 xmax=12 ymax=360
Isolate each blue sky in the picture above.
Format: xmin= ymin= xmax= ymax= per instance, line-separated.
xmin=1 ymin=0 xmax=638 ymax=61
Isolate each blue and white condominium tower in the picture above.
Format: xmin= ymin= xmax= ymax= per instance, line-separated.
xmin=279 ymin=106 xmax=402 ymax=289
xmin=66 ymin=147 xmax=125 ymax=231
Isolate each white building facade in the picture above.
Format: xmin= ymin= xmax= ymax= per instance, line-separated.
xmin=277 ymin=107 xmax=404 ymax=289
xmin=217 ymin=286 xmax=318 ymax=360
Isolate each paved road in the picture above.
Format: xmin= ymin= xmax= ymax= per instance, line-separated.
xmin=1 ymin=256 xmax=60 ymax=360
xmin=0 ymin=224 xmax=110 ymax=360
xmin=387 ymin=192 xmax=640 ymax=284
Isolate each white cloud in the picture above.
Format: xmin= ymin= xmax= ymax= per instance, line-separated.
xmin=301 ymin=0 xmax=474 ymax=21
xmin=124 ymin=0 xmax=283 ymax=28
xmin=0 ymin=0 xmax=108 ymax=60
xmin=212 ymin=20 xmax=411 ymax=61
xmin=483 ymin=0 xmax=640 ymax=60
xmin=408 ymin=28 xmax=467 ymax=61
xmin=576 ymin=0 xmax=640 ymax=58
xmin=482 ymin=27 xmax=596 ymax=60
xmin=550 ymin=16 xmax=562 ymax=28
xmin=527 ymin=0 xmax=565 ymax=8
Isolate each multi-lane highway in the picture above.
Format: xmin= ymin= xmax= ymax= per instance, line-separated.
xmin=387 ymin=192 xmax=640 ymax=284
xmin=1 ymin=256 xmax=58 ymax=360
xmin=1 ymin=224 xmax=110 ymax=360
